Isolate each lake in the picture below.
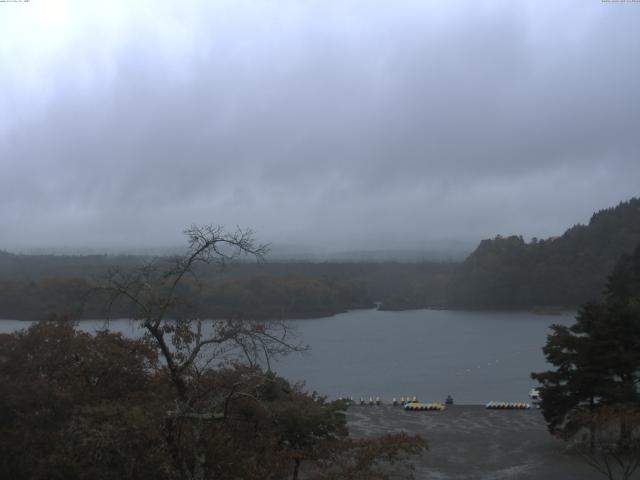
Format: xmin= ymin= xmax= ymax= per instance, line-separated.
xmin=0 ymin=308 xmax=575 ymax=404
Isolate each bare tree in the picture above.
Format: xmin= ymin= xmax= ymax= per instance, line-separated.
xmin=97 ymin=225 xmax=305 ymax=480
xmin=572 ymin=406 xmax=640 ymax=480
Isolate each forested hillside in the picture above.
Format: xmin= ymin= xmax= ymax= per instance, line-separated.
xmin=1 ymin=198 xmax=638 ymax=318
xmin=0 ymin=252 xmax=452 ymax=320
xmin=450 ymin=198 xmax=640 ymax=308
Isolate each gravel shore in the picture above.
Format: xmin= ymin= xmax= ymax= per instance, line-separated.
xmin=347 ymin=405 xmax=637 ymax=480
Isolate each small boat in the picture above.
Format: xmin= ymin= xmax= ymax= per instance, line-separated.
xmin=404 ymin=402 xmax=446 ymax=411
xmin=528 ymin=388 xmax=541 ymax=404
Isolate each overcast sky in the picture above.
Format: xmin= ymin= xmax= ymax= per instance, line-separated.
xmin=1 ymin=0 xmax=639 ymax=253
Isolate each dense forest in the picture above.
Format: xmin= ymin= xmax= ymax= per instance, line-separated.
xmin=450 ymin=198 xmax=640 ymax=309
xmin=0 ymin=253 xmax=453 ymax=320
xmin=0 ymin=197 xmax=639 ymax=319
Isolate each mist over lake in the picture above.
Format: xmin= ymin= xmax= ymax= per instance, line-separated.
xmin=1 ymin=309 xmax=573 ymax=404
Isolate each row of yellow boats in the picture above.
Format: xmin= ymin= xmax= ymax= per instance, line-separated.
xmin=485 ymin=401 xmax=531 ymax=409
xmin=339 ymin=397 xmax=533 ymax=410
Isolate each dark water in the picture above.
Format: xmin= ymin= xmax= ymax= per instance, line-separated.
xmin=1 ymin=309 xmax=574 ymax=404
xmin=273 ymin=309 xmax=574 ymax=404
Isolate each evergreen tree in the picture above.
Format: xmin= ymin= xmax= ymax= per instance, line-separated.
xmin=532 ymin=244 xmax=640 ymax=439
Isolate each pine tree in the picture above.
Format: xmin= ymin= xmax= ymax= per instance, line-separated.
xmin=531 ymin=244 xmax=640 ymax=440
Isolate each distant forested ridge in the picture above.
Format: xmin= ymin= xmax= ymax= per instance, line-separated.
xmin=449 ymin=197 xmax=640 ymax=309
xmin=1 ymin=197 xmax=639 ymax=319
xmin=0 ymin=248 xmax=454 ymax=320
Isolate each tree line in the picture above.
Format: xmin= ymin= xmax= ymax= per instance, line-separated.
xmin=0 ymin=226 xmax=426 ymax=480
xmin=450 ymin=198 xmax=640 ymax=309
xmin=1 ymin=197 xmax=639 ymax=319
xmin=0 ymin=252 xmax=452 ymax=320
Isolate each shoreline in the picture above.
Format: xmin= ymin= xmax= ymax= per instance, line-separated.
xmin=347 ymin=405 xmax=611 ymax=479
xmin=0 ymin=305 xmax=577 ymax=323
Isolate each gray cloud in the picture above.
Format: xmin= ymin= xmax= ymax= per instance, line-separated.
xmin=1 ymin=0 xmax=639 ymax=252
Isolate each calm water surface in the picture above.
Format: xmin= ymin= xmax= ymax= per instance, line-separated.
xmin=1 ymin=309 xmax=574 ymax=404
xmin=274 ymin=309 xmax=574 ymax=404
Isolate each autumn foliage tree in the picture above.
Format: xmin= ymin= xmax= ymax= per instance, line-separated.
xmin=0 ymin=318 xmax=425 ymax=480
xmin=0 ymin=225 xmax=426 ymax=480
xmin=0 ymin=318 xmax=161 ymax=479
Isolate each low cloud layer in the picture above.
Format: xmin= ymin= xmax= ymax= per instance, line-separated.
xmin=1 ymin=0 xmax=639 ymax=252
